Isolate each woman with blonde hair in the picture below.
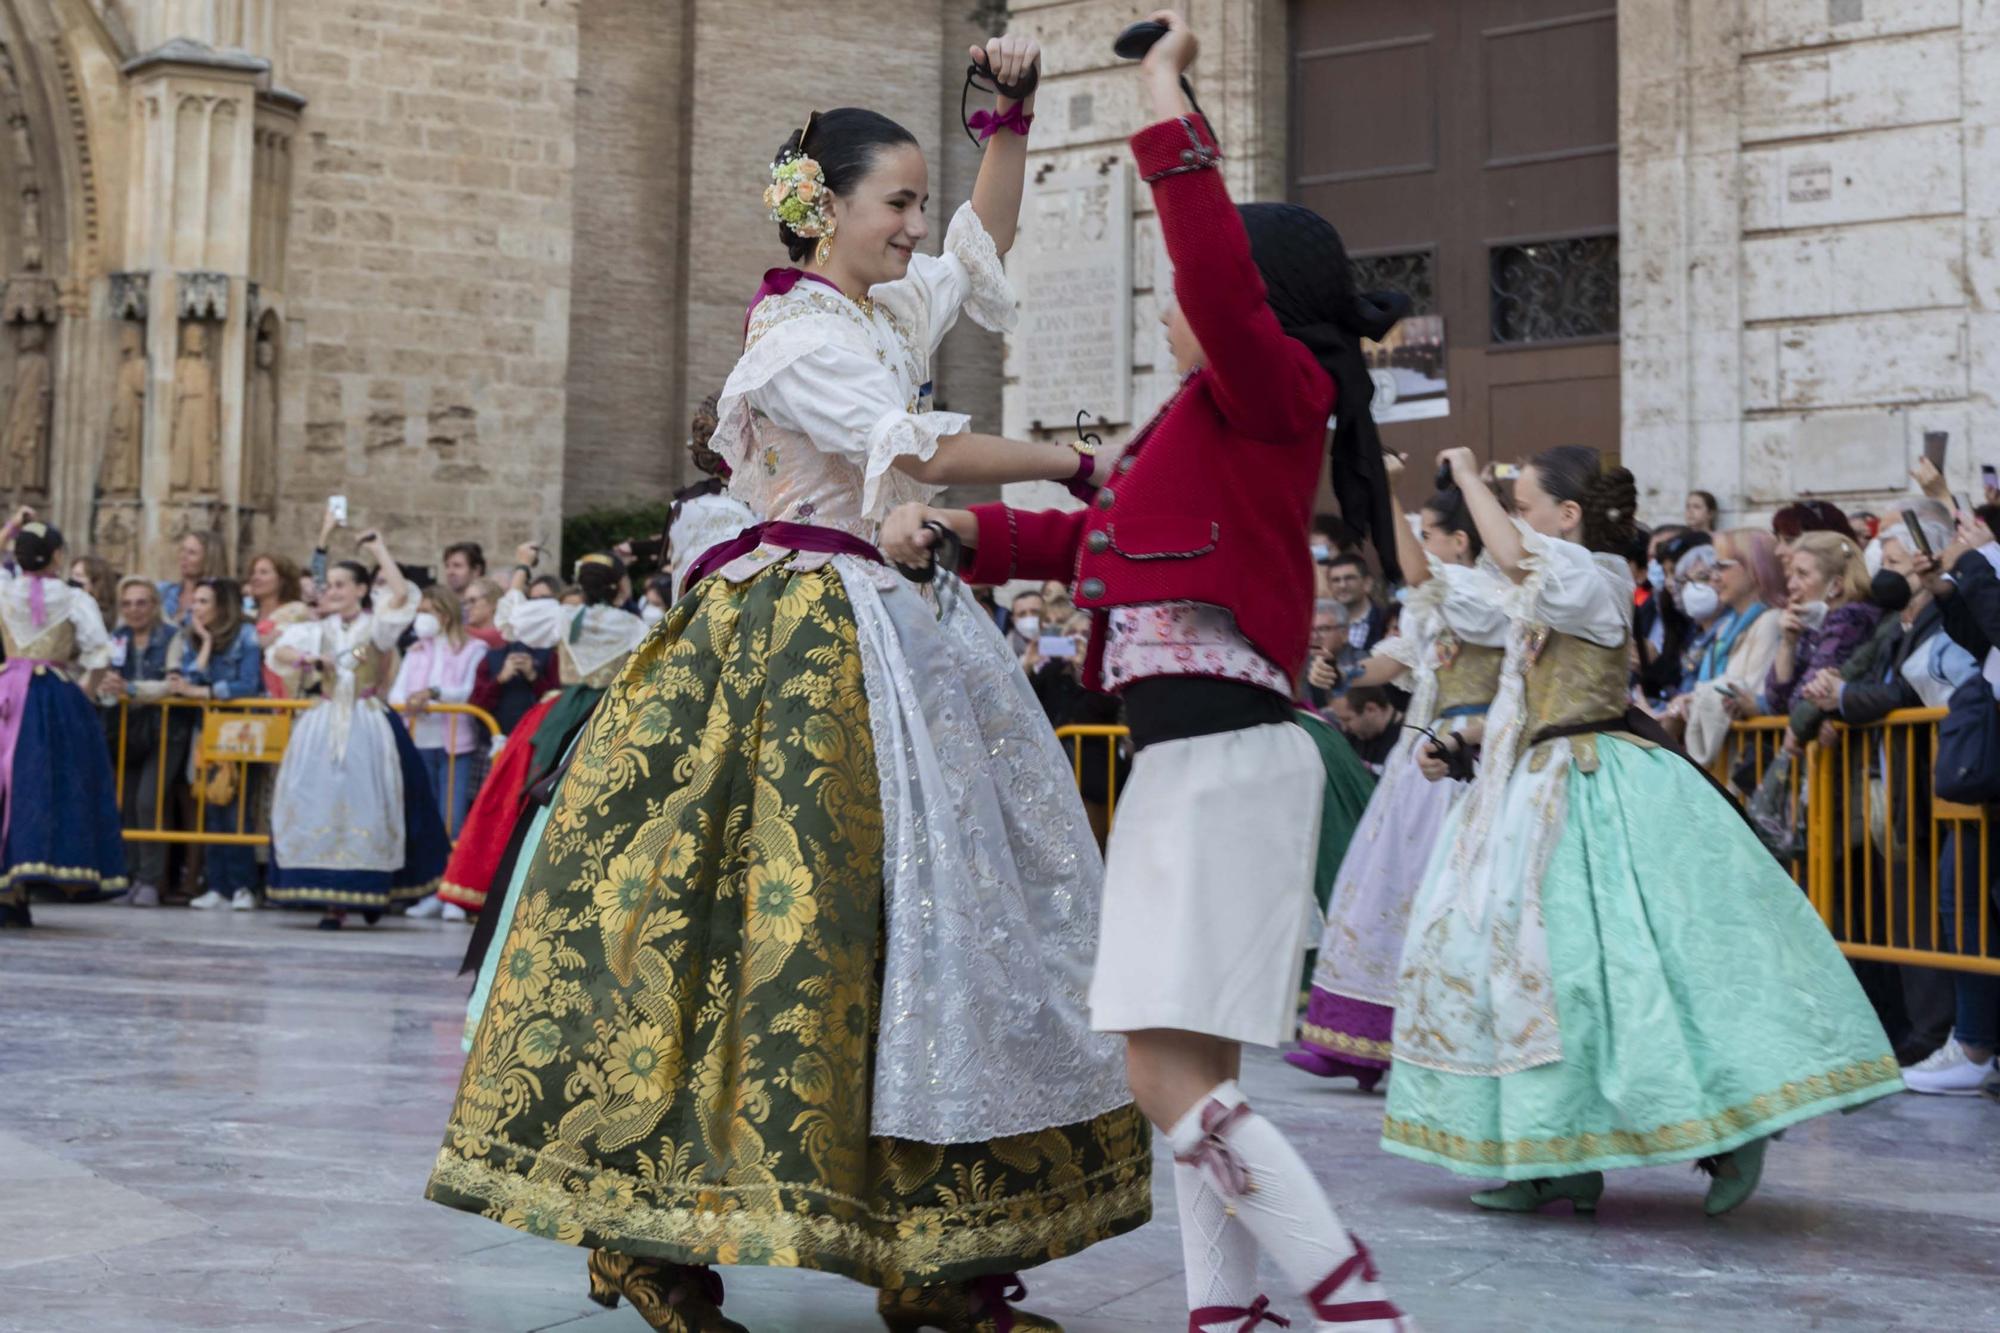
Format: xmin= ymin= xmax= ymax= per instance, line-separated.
xmin=1764 ymin=530 xmax=1879 ymax=719
xmin=1675 ymin=526 xmax=1788 ymax=765
xmin=158 ymin=530 xmax=222 ymax=626
xmin=102 ymin=575 xmax=177 ymax=904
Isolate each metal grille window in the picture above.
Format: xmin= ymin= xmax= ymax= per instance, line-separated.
xmin=1489 ymin=235 xmax=1618 ymax=344
xmin=1350 ymin=250 xmax=1435 ymax=316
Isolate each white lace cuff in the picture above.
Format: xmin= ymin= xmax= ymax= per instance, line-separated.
xmin=943 ymin=202 xmax=1016 ymax=334
xmin=861 ymin=407 xmax=971 ymax=522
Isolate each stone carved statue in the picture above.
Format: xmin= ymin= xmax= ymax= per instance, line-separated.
xmin=246 ymin=324 xmax=277 ymax=508
xmin=91 ymin=505 xmax=137 ymax=574
xmin=169 ymin=321 xmax=218 ymax=494
xmin=2 ymin=321 xmax=52 ymax=495
xmin=101 ymin=322 xmax=147 ymax=494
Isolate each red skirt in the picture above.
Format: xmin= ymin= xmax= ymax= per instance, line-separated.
xmin=437 ymin=694 xmax=560 ymax=911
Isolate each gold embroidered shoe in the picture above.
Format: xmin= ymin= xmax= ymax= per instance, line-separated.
xmin=585 ymin=1250 xmax=748 ymax=1333
xmin=878 ymin=1274 xmax=1063 ymax=1332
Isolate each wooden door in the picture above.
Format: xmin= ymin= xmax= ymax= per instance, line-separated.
xmin=1290 ymin=1 xmax=1619 ymax=500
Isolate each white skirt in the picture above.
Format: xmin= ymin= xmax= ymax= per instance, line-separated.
xmin=1089 ymin=720 xmax=1324 ymax=1047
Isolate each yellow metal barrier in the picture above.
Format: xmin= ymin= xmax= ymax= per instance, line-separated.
xmin=1058 ymin=713 xmax=2000 ymax=978
xmin=109 ymin=697 xmax=498 ymax=848
xmin=1713 ymin=713 xmax=1805 ymax=885
xmin=1806 ymin=707 xmax=2000 ymax=978
xmin=1055 ymin=724 xmax=1128 ymax=826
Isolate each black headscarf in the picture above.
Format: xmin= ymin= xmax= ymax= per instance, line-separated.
xmin=1238 ymin=203 xmax=1410 ymax=583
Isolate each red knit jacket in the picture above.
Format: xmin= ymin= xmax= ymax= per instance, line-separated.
xmin=962 ymin=114 xmax=1334 ymax=692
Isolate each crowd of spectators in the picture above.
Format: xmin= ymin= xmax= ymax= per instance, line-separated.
xmin=15 ymin=457 xmax=2000 ymax=1102
xmin=978 ymin=458 xmax=2000 ymax=1103
xmin=2 ymin=497 xmax=682 ymax=915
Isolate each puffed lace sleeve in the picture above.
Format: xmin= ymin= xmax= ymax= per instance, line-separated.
xmin=1434 ymin=558 xmax=1513 ymax=647
xmin=883 ymin=202 xmax=1017 ymax=351
xmin=368 ymin=581 xmax=420 ymax=652
xmin=749 ymin=340 xmax=971 ymax=521
xmin=1509 ymin=525 xmax=1629 ymax=649
xmin=67 ymin=585 xmax=113 ymax=670
xmin=495 ymin=587 xmax=576 ymax=650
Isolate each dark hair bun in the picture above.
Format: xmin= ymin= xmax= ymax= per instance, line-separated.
xmin=13 ymin=523 xmax=62 ymax=572
xmin=575 ymin=554 xmax=628 ymax=607
xmin=1582 ymin=466 xmax=1639 ymax=555
xmin=1421 ymin=487 xmax=1484 ymax=562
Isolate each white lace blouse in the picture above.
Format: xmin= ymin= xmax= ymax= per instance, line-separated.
xmin=495 ymin=589 xmax=647 ymax=690
xmin=0 ymin=569 xmax=111 ymax=671
xmin=710 ymin=202 xmax=1015 ymax=577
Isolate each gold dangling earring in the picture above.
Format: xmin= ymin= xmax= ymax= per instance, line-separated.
xmin=814 ymin=229 xmax=834 ymax=268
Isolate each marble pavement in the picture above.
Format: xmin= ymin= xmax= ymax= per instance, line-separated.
xmin=1 ymin=904 xmax=1996 ymax=1332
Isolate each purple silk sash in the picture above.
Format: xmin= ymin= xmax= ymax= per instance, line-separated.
xmin=743 ymin=268 xmax=843 ymax=337
xmin=681 ymin=521 xmax=885 ymax=595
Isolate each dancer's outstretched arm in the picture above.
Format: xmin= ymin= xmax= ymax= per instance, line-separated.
xmin=1383 ymin=453 xmax=1429 ymax=588
xmin=895 ymin=429 xmax=1117 ymax=489
xmin=1438 ymin=446 xmax=1527 ymax=581
xmin=966 ymin=33 xmax=1040 ymax=255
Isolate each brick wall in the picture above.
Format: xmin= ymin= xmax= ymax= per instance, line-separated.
xmin=563 ymin=0 xmax=690 ymax=514
xmin=277 ymin=0 xmax=578 ymax=570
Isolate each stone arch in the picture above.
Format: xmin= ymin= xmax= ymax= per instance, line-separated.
xmin=0 ymin=1 xmax=127 ymax=541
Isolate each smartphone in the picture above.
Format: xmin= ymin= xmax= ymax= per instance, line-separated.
xmin=1901 ymin=507 xmax=1933 ymax=558
xmin=328 ymin=494 xmax=348 ymax=526
xmin=1492 ymin=463 xmax=1521 ymax=480
xmin=1038 ymin=633 xmax=1078 ymax=659
xmin=1982 ymin=463 xmax=1997 ymax=492
xmin=1924 ymin=430 xmax=1949 ymax=469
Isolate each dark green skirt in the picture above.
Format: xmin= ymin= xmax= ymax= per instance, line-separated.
xmin=426 ymin=564 xmax=1152 ymax=1289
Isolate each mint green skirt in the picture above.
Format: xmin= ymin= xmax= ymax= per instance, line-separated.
xmin=1383 ymin=737 xmax=1902 ymax=1180
xmin=460 ymin=803 xmax=552 ymax=1051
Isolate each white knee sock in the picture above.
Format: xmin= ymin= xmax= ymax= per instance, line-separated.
xmin=1174 ymin=1158 xmax=1260 ymax=1324
xmin=1169 ymin=1080 xmax=1395 ymax=1331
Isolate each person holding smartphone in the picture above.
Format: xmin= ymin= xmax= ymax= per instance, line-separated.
xmin=267 ymin=527 xmax=450 ymax=929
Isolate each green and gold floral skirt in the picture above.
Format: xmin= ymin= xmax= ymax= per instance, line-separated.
xmin=425 ymin=564 xmax=1152 ymax=1289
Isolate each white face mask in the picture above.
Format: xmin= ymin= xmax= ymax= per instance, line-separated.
xmin=413 ymin=611 xmax=442 ymax=641
xmin=1310 ymin=543 xmax=1332 ymax=564
xmin=1679 ymin=581 xmax=1721 ymax=622
xmin=1646 ymin=559 xmax=1665 ymax=591
xmin=1014 ymin=615 xmax=1041 ymax=639
xmin=641 ymin=603 xmax=666 ymax=627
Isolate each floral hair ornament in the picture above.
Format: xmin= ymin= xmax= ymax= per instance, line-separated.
xmin=765 ymin=111 xmax=836 ymax=262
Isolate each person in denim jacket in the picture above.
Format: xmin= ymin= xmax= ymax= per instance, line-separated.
xmin=103 ymin=576 xmax=177 ymax=905
xmin=167 ymin=577 xmax=264 ymax=910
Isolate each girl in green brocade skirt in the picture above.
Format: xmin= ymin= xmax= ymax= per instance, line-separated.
xmin=428 ymin=60 xmax=1150 ymax=1333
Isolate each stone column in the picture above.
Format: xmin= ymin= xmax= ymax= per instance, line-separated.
xmin=120 ymin=39 xmax=267 ymax=573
